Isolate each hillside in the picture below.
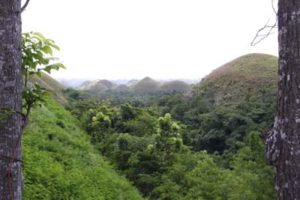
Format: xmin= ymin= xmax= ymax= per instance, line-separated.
xmin=23 ymin=53 xmax=278 ymax=199
xmin=62 ymin=54 xmax=277 ymax=199
xmin=127 ymin=79 xmax=139 ymax=87
xmin=114 ymin=84 xmax=131 ymax=93
xmin=29 ymin=73 xmax=67 ymax=105
xmin=151 ymin=54 xmax=278 ymax=154
xmin=23 ymin=95 xmax=143 ymax=199
xmin=78 ymin=80 xmax=93 ymax=89
xmin=195 ymin=53 xmax=278 ymax=106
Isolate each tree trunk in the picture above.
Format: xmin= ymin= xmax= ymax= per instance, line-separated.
xmin=265 ymin=0 xmax=300 ymax=199
xmin=0 ymin=1 xmax=23 ymax=200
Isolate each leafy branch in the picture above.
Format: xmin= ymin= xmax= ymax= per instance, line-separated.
xmin=21 ymin=32 xmax=65 ymax=123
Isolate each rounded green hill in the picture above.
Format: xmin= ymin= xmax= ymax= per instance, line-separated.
xmin=132 ymin=77 xmax=159 ymax=94
xmin=159 ymin=80 xmax=191 ymax=93
xmin=195 ymin=53 xmax=278 ymax=106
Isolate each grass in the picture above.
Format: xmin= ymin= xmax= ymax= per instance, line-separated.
xmin=195 ymin=53 xmax=278 ymax=106
xmin=23 ymin=95 xmax=143 ymax=200
xmin=29 ymin=73 xmax=67 ymax=105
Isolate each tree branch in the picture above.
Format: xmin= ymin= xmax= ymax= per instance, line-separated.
xmin=251 ymin=19 xmax=277 ymax=46
xmin=250 ymin=0 xmax=278 ymax=46
xmin=21 ymin=0 xmax=30 ymax=13
xmin=271 ymin=0 xmax=277 ymax=15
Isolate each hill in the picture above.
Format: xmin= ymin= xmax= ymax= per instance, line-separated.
xmin=159 ymin=80 xmax=191 ymax=94
xmin=78 ymin=80 xmax=94 ymax=89
xmin=132 ymin=77 xmax=159 ymax=94
xmin=127 ymin=79 xmax=139 ymax=87
xmin=77 ymin=77 xmax=192 ymax=96
xmin=114 ymin=84 xmax=131 ymax=93
xmin=29 ymin=73 xmax=67 ymax=105
xmin=165 ymin=54 xmax=279 ymax=153
xmin=79 ymin=79 xmax=116 ymax=95
xmin=195 ymin=53 xmax=278 ymax=107
xmin=23 ymin=95 xmax=143 ymax=199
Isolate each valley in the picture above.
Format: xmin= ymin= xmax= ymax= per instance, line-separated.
xmin=24 ymin=53 xmax=277 ymax=199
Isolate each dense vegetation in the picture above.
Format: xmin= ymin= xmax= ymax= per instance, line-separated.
xmin=23 ymin=53 xmax=278 ymax=199
xmin=23 ymin=94 xmax=142 ymax=199
xmin=60 ymin=53 xmax=277 ymax=199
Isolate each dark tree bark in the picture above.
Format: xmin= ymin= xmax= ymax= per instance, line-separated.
xmin=265 ymin=0 xmax=300 ymax=199
xmin=0 ymin=1 xmax=23 ymax=200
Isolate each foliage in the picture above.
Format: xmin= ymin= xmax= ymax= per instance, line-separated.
xmin=22 ymin=83 xmax=47 ymax=117
xmin=65 ymin=94 xmax=275 ymax=199
xmin=22 ymin=32 xmax=143 ymax=199
xmin=155 ymin=113 xmax=183 ymax=167
xmin=22 ymin=32 xmax=65 ymax=116
xmin=230 ymin=131 xmax=276 ymax=200
xmin=40 ymin=53 xmax=278 ymax=199
xmin=183 ymin=132 xmax=275 ymax=200
xmin=22 ymin=32 xmax=64 ymax=79
xmin=23 ymin=96 xmax=143 ymax=200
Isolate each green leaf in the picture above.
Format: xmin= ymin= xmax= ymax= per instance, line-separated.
xmin=42 ymin=46 xmax=53 ymax=55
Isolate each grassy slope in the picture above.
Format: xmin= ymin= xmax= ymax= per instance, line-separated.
xmin=196 ymin=53 xmax=278 ymax=106
xmin=29 ymin=73 xmax=67 ymax=105
xmin=23 ymin=95 xmax=143 ymax=200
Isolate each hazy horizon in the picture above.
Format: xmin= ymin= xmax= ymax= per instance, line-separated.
xmin=57 ymin=76 xmax=201 ymax=88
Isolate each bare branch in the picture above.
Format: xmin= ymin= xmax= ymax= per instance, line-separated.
xmin=250 ymin=0 xmax=278 ymax=46
xmin=271 ymin=0 xmax=277 ymax=15
xmin=21 ymin=0 xmax=30 ymax=13
xmin=251 ymin=19 xmax=277 ymax=46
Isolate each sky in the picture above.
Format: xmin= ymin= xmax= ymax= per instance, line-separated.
xmin=22 ymin=0 xmax=278 ymax=80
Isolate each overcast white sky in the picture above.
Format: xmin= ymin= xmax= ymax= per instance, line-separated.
xmin=22 ymin=0 xmax=278 ymax=80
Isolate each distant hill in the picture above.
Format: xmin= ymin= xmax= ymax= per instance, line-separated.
xmin=98 ymin=79 xmax=115 ymax=89
xmin=132 ymin=77 xmax=159 ymax=94
xmin=195 ymin=53 xmax=278 ymax=106
xmin=78 ymin=80 xmax=94 ymax=89
xmin=159 ymin=80 xmax=191 ymax=94
xmin=79 ymin=79 xmax=116 ymax=94
xmin=114 ymin=84 xmax=131 ymax=93
xmin=127 ymin=79 xmax=139 ymax=87
xmin=78 ymin=77 xmax=192 ymax=96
